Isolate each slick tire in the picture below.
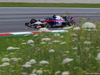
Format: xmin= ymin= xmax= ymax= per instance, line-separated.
xmin=25 ymin=23 xmax=29 ymax=26
xmin=69 ymin=22 xmax=75 ymax=26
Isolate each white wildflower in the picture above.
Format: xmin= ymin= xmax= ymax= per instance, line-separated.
xmin=40 ymin=42 xmax=46 ymax=44
xmin=73 ymin=27 xmax=80 ymax=31
xmin=22 ymin=64 xmax=31 ymax=68
xmin=33 ymin=34 xmax=39 ymax=37
xmin=82 ymin=22 xmax=96 ymax=29
xmin=48 ymin=42 xmax=52 ymax=44
xmin=30 ymin=74 xmax=37 ymax=75
xmin=95 ymin=53 xmax=100 ymax=60
xmin=72 ymin=47 xmax=78 ymax=50
xmin=85 ymin=47 xmax=90 ymax=51
xmin=39 ymin=28 xmax=49 ymax=32
xmin=7 ymin=46 xmax=20 ymax=50
xmin=62 ymin=58 xmax=73 ymax=64
xmin=0 ymin=65 xmax=5 ymax=67
xmin=7 ymin=46 xmax=13 ymax=50
xmin=71 ymin=34 xmax=77 ymax=37
xmin=84 ymin=41 xmax=91 ymax=44
xmin=60 ymin=36 xmax=64 ymax=38
xmin=41 ymin=38 xmax=51 ymax=41
xmin=10 ymin=53 xmax=14 ymax=54
xmin=25 ymin=62 xmax=31 ymax=65
xmin=54 ymin=33 xmax=60 ymax=37
xmin=2 ymin=62 xmax=10 ymax=66
xmin=11 ymin=58 xmax=18 ymax=61
xmin=53 ymin=40 xmax=60 ymax=43
xmin=12 ymin=47 xmax=20 ymax=49
xmin=55 ymin=71 xmax=61 ymax=75
xmin=88 ymin=29 xmax=91 ymax=31
xmin=64 ymin=30 xmax=69 ymax=32
xmin=2 ymin=58 xmax=10 ymax=62
xmin=65 ymin=51 xmax=69 ymax=53
xmin=39 ymin=60 xmax=49 ymax=65
xmin=30 ymin=44 xmax=34 ymax=47
xmin=10 ymin=58 xmax=21 ymax=61
xmin=62 ymin=71 xmax=69 ymax=75
xmin=61 ymin=42 xmax=66 ymax=44
xmin=22 ymin=43 xmax=27 ymax=44
xmin=11 ymin=70 xmax=14 ymax=72
xmin=29 ymin=59 xmax=36 ymax=64
xmin=49 ymin=49 xmax=55 ymax=52
xmin=74 ymin=67 xmax=79 ymax=69
xmin=63 ymin=26 xmax=73 ymax=30
xmin=87 ymin=29 xmax=96 ymax=31
xmin=27 ymin=40 xmax=34 ymax=44
xmin=17 ymin=58 xmax=21 ymax=60
xmin=36 ymin=70 xmax=43 ymax=75
xmin=4 ymin=55 xmax=8 ymax=57
xmin=92 ymin=29 xmax=96 ymax=31
xmin=21 ymin=72 xmax=27 ymax=75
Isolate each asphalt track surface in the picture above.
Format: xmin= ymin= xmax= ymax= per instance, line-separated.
xmin=0 ymin=7 xmax=100 ymax=33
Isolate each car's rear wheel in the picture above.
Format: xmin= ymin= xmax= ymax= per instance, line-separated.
xmin=42 ymin=22 xmax=49 ymax=28
xmin=25 ymin=23 xmax=29 ymax=26
xmin=45 ymin=24 xmax=50 ymax=28
xmin=35 ymin=25 xmax=38 ymax=28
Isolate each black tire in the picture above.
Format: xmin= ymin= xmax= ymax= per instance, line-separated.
xmin=25 ymin=23 xmax=29 ymax=26
xmin=42 ymin=22 xmax=49 ymax=28
xmin=61 ymin=23 xmax=66 ymax=27
xmin=30 ymin=18 xmax=37 ymax=24
xmin=45 ymin=24 xmax=50 ymax=28
xmin=66 ymin=21 xmax=75 ymax=26
xmin=35 ymin=25 xmax=38 ymax=28
xmin=69 ymin=21 xmax=75 ymax=26
xmin=66 ymin=21 xmax=70 ymax=26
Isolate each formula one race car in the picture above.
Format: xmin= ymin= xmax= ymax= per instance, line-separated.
xmin=25 ymin=15 xmax=75 ymax=28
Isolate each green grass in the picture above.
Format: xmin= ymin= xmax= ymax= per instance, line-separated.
xmin=0 ymin=2 xmax=100 ymax=8
xmin=0 ymin=22 xmax=100 ymax=75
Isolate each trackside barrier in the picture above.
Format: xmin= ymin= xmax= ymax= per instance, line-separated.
xmin=0 ymin=30 xmax=66 ymax=37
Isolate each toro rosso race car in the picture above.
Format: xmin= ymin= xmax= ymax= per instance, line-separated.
xmin=25 ymin=15 xmax=75 ymax=28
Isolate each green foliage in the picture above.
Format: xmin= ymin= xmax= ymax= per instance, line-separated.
xmin=0 ymin=24 xmax=100 ymax=75
xmin=0 ymin=2 xmax=100 ymax=8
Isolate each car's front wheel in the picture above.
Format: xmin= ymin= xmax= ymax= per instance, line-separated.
xmin=61 ymin=23 xmax=66 ymax=27
xmin=69 ymin=22 xmax=75 ymax=26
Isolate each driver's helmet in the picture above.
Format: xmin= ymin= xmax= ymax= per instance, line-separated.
xmin=70 ymin=17 xmax=73 ymax=20
xmin=56 ymin=15 xmax=62 ymax=20
xmin=53 ymin=15 xmax=56 ymax=19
